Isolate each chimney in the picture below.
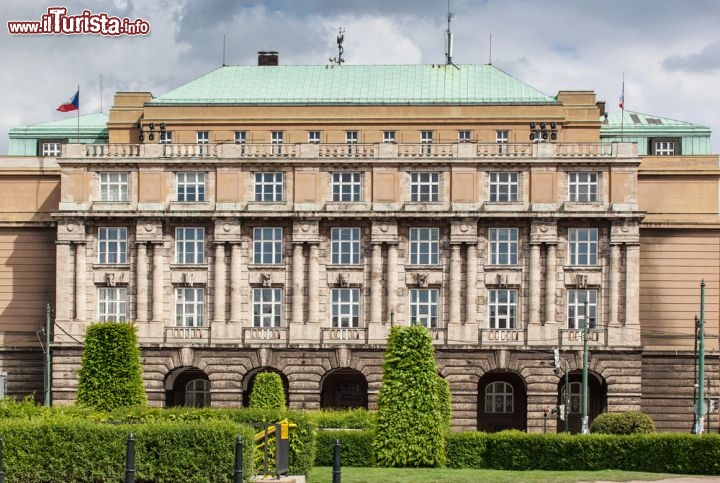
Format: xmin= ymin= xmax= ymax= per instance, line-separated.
xmin=258 ymin=51 xmax=279 ymax=66
xmin=596 ymin=101 xmax=607 ymax=117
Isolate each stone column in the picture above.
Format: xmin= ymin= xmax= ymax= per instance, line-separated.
xmin=544 ymin=244 xmax=557 ymax=325
xmin=230 ymin=243 xmax=242 ymax=322
xmin=370 ymin=243 xmax=383 ymax=324
xmin=449 ymin=244 xmax=461 ymax=325
xmin=528 ymin=243 xmax=541 ymax=325
xmin=292 ymin=243 xmax=304 ymax=324
xmin=55 ymin=243 xmax=72 ymax=321
xmin=152 ymin=242 xmax=164 ymax=322
xmin=136 ymin=243 xmax=148 ymax=322
xmin=625 ymin=243 xmax=640 ymax=326
xmin=609 ymin=243 xmax=621 ymax=326
xmin=214 ymin=243 xmax=226 ymax=322
xmin=74 ymin=242 xmax=86 ymax=321
xmin=386 ymin=244 xmax=398 ymax=323
xmin=308 ymin=243 xmax=319 ymax=324
xmin=465 ymin=243 xmax=477 ymax=326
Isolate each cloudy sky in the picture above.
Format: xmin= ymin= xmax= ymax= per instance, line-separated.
xmin=2 ymin=0 xmax=719 ymax=153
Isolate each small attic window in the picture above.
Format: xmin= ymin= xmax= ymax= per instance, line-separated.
xmin=646 ymin=118 xmax=664 ymax=125
xmin=649 ymin=137 xmax=680 ymax=156
xmin=630 ymin=114 xmax=641 ymax=124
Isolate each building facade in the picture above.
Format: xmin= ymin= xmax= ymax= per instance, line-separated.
xmin=1 ymin=60 xmax=716 ymax=433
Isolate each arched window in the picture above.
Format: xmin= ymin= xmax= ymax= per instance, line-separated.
xmin=185 ymin=379 xmax=210 ymax=408
xmin=485 ymin=381 xmax=514 ymax=413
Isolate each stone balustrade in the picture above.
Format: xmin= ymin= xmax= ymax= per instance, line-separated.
xmin=559 ymin=328 xmax=608 ymax=347
xmin=479 ymin=328 xmax=526 ymax=345
xmin=321 ymin=327 xmax=368 ymax=344
xmin=242 ymin=327 xmax=289 ymax=344
xmin=163 ymin=326 xmax=210 ymax=343
xmin=64 ymin=142 xmax=636 ymax=161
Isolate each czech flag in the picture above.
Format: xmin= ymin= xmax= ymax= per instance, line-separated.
xmin=57 ymin=90 xmax=79 ymax=112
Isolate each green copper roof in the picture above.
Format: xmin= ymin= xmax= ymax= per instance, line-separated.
xmin=602 ymin=110 xmax=709 ymax=131
xmin=149 ymin=64 xmax=558 ymax=106
xmin=14 ymin=112 xmax=109 ymax=131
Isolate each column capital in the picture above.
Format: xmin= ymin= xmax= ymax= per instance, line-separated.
xmin=293 ymin=220 xmax=321 ymax=243
xmin=57 ymin=219 xmax=86 ymax=242
xmin=530 ymin=220 xmax=557 ymax=243
xmin=371 ymin=220 xmax=399 ymax=244
xmin=214 ymin=219 xmax=242 ymax=243
xmin=135 ymin=220 xmax=163 ymax=243
xmin=449 ymin=220 xmax=478 ymax=244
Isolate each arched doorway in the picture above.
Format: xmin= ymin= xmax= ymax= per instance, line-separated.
xmin=165 ymin=367 xmax=210 ymax=408
xmin=557 ymin=370 xmax=607 ymax=433
xmin=242 ymin=367 xmax=290 ymax=407
xmin=320 ymin=369 xmax=368 ymax=409
xmin=477 ymin=371 xmax=527 ymax=432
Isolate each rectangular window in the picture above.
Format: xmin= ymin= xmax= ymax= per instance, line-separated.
xmin=489 ymin=289 xmax=518 ymax=328
xmin=253 ymin=287 xmax=282 ymax=327
xmin=332 ymin=172 xmax=361 ymax=202
xmin=254 ymin=172 xmax=284 ymax=202
xmin=159 ymin=131 xmax=173 ymax=144
xmin=488 ymin=228 xmax=519 ymax=265
xmin=568 ymin=228 xmax=598 ymax=266
xmin=234 ymin=131 xmax=246 ymax=153
xmin=458 ymin=130 xmax=471 ymax=143
xmin=409 ymin=227 xmax=439 ymax=265
xmin=496 ymin=130 xmax=509 ymax=154
xmin=99 ymin=172 xmax=129 ymax=202
xmin=196 ymin=131 xmax=209 ymax=144
xmin=175 ymin=227 xmax=205 ymax=264
xmin=383 ymin=130 xmax=396 ymax=143
xmin=98 ymin=287 xmax=127 ymax=322
xmin=253 ymin=227 xmax=283 ymax=265
xmin=568 ymin=172 xmax=599 ymax=202
xmin=331 ymin=227 xmax=361 ymax=265
xmin=177 ymin=172 xmax=205 ymax=202
xmin=410 ymin=172 xmax=440 ymax=202
xmin=42 ymin=142 xmax=61 ymax=156
xmin=409 ymin=288 xmax=438 ymax=327
xmin=271 ymin=131 xmax=283 ymax=155
xmin=489 ymin=172 xmax=519 ymax=202
xmin=567 ymin=289 xmax=597 ymax=329
xmin=308 ymin=131 xmax=321 ymax=143
xmin=653 ymin=140 xmax=676 ymax=156
xmin=420 ymin=130 xmax=433 ymax=154
xmin=98 ymin=227 xmax=128 ymax=264
xmin=176 ymin=287 xmax=204 ymax=327
xmin=196 ymin=131 xmax=209 ymax=154
xmin=346 ymin=131 xmax=358 ymax=154
xmin=331 ymin=288 xmax=360 ymax=327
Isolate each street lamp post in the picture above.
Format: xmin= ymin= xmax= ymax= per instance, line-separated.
xmin=581 ymin=298 xmax=589 ymax=434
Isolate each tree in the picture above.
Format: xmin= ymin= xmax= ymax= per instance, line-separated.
xmin=249 ymin=372 xmax=286 ymax=410
xmin=76 ymin=323 xmax=147 ymax=411
xmin=374 ymin=325 xmax=449 ymax=467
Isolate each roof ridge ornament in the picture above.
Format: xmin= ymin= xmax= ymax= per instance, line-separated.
xmin=329 ymin=27 xmax=345 ymax=67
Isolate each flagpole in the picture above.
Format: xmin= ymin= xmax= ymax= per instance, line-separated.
xmin=620 ymin=73 xmax=625 ymax=143
xmin=77 ymin=84 xmax=80 ymax=144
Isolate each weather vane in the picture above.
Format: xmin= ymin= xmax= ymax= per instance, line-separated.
xmin=329 ymin=27 xmax=345 ymax=66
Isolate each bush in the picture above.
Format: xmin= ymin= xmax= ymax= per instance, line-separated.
xmin=374 ymin=325 xmax=447 ymax=467
xmin=0 ymin=417 xmax=254 ymax=483
xmin=315 ymin=429 xmax=374 ymax=466
xmin=591 ymin=411 xmax=655 ymax=434
xmin=310 ymin=408 xmax=376 ymax=429
xmin=76 ymin=323 xmax=147 ymax=411
xmin=249 ymin=372 xmax=286 ymax=410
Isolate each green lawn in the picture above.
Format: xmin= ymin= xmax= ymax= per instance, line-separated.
xmin=307 ymin=467 xmax=692 ymax=483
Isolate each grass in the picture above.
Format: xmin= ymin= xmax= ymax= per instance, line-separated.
xmin=307 ymin=467 xmax=692 ymax=483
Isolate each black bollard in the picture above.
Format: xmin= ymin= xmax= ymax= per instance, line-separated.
xmin=233 ymin=436 xmax=244 ymax=483
xmin=332 ymin=439 xmax=341 ymax=483
xmin=125 ymin=433 xmax=135 ymax=483
xmin=0 ymin=434 xmax=4 ymax=483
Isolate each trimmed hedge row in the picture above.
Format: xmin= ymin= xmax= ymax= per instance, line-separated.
xmin=310 ymin=409 xmax=376 ymax=429
xmin=0 ymin=401 xmax=317 ymax=477
xmin=313 ymin=429 xmax=720 ymax=475
xmin=315 ymin=429 xmax=374 ymax=466
xmin=0 ymin=418 xmax=255 ymax=483
xmin=445 ymin=431 xmax=720 ymax=475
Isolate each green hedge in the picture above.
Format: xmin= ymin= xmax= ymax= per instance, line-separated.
xmin=0 ymin=418 xmax=255 ymax=483
xmin=315 ymin=429 xmax=374 ymax=466
xmin=310 ymin=408 xmax=376 ymax=429
xmin=446 ymin=431 xmax=720 ymax=475
xmin=249 ymin=372 xmax=286 ymax=410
